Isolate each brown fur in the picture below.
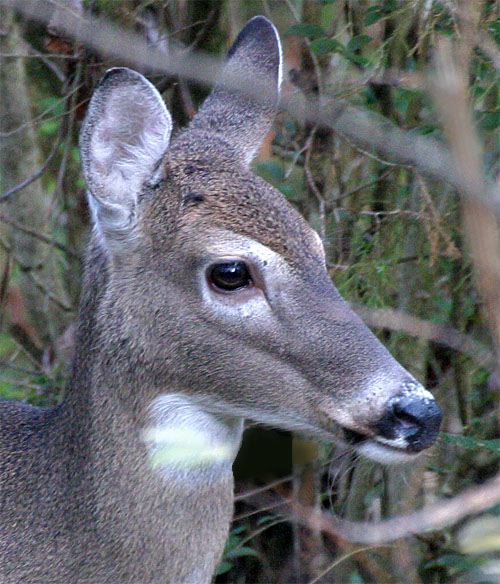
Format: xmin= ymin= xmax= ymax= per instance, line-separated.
xmin=154 ymin=132 xmax=322 ymax=268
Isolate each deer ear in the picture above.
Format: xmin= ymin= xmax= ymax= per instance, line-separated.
xmin=190 ymin=16 xmax=282 ymax=166
xmin=80 ymin=67 xmax=172 ymax=243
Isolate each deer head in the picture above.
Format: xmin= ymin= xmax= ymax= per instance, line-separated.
xmin=80 ymin=16 xmax=441 ymax=466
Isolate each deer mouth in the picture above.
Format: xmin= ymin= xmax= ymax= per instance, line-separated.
xmin=342 ymin=428 xmax=424 ymax=463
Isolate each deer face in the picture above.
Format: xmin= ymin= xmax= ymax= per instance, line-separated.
xmin=80 ymin=17 xmax=441 ymax=464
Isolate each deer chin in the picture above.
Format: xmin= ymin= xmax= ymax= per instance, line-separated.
xmin=355 ymin=439 xmax=422 ymax=464
xmin=342 ymin=428 xmax=422 ymax=464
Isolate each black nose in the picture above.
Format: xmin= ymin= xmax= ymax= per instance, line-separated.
xmin=375 ymin=395 xmax=442 ymax=452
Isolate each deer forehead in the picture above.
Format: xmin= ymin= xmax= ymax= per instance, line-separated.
xmin=147 ymin=176 xmax=325 ymax=269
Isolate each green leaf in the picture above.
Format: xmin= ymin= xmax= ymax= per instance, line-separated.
xmin=441 ymin=433 xmax=500 ymax=454
xmin=39 ymin=119 xmax=60 ymax=137
xmin=278 ymin=183 xmax=300 ymax=201
xmin=284 ymin=23 xmax=326 ymax=39
xmin=365 ymin=7 xmax=384 ymax=26
xmin=347 ymin=34 xmax=372 ymax=52
xmin=225 ymin=546 xmax=260 ymax=560
xmin=71 ymin=147 xmax=81 ymax=164
xmin=364 ymin=482 xmax=384 ymax=506
xmin=214 ymin=560 xmax=233 ymax=576
xmin=458 ymin=515 xmax=500 ymax=554
xmin=479 ymin=111 xmax=500 ymax=131
xmin=489 ymin=21 xmax=500 ymax=43
xmin=309 ymin=38 xmax=344 ymax=57
xmin=344 ymin=51 xmax=369 ymax=67
xmin=418 ymin=123 xmax=439 ymax=135
xmin=424 ymin=553 xmax=485 ymax=575
xmin=257 ymin=514 xmax=278 ymax=526
xmin=255 ymin=160 xmax=284 ymax=183
xmin=37 ymin=96 xmax=64 ymax=117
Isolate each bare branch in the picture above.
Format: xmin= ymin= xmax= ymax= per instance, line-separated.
xmin=0 ymin=212 xmax=79 ymax=259
xmin=3 ymin=0 xmax=497 ymax=215
xmin=433 ymin=37 xmax=500 ymax=368
xmin=355 ymin=305 xmax=495 ymax=371
xmin=294 ymin=473 xmax=500 ymax=545
xmin=0 ymin=130 xmax=62 ymax=201
xmin=332 ymin=168 xmax=396 ymax=202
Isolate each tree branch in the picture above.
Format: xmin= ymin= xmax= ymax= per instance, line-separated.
xmin=354 ymin=305 xmax=495 ymax=371
xmin=0 ymin=212 xmax=79 ymax=259
xmin=293 ymin=473 xmax=500 ymax=545
xmin=4 ymin=0 xmax=497 ymax=215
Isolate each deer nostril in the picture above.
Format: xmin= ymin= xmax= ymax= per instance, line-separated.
xmin=392 ymin=402 xmax=423 ymax=433
xmin=375 ymin=394 xmax=442 ymax=451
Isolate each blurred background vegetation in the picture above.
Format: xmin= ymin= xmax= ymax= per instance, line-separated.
xmin=0 ymin=1 xmax=498 ymax=582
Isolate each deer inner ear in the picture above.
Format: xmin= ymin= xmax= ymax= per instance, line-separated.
xmin=80 ymin=67 xmax=172 ymax=246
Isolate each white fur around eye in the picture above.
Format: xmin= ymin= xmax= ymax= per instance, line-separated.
xmin=198 ymin=232 xmax=288 ymax=321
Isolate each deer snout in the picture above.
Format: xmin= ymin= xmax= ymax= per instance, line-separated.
xmin=375 ymin=394 xmax=442 ymax=453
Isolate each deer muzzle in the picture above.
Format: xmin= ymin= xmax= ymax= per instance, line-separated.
xmin=341 ymin=382 xmax=442 ymax=463
xmin=374 ymin=393 xmax=442 ymax=453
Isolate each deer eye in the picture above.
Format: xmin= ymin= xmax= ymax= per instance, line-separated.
xmin=208 ymin=261 xmax=253 ymax=292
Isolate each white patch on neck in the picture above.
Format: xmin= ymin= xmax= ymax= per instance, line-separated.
xmin=143 ymin=394 xmax=243 ymax=482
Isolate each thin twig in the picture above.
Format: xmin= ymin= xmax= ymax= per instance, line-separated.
xmin=234 ymin=475 xmax=293 ymax=502
xmin=0 ymin=132 xmax=62 ymax=201
xmin=0 ymin=85 xmax=84 ymax=139
xmin=233 ymin=499 xmax=289 ymax=522
xmin=0 ymin=212 xmax=79 ymax=259
xmin=187 ymin=7 xmax=220 ymax=50
xmin=0 ymin=235 xmax=73 ymax=314
xmin=20 ymin=37 xmax=66 ymax=82
xmin=307 ymin=545 xmax=388 ymax=584
xmin=304 ymin=127 xmax=327 ymax=240
xmin=332 ymin=168 xmax=395 ymax=202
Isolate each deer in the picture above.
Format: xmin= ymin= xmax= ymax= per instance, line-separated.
xmin=0 ymin=16 xmax=442 ymax=584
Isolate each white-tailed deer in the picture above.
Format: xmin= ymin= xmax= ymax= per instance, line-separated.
xmin=0 ymin=16 xmax=441 ymax=584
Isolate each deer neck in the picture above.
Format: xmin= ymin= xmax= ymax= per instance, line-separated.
xmin=63 ymin=241 xmax=244 ymax=513
xmin=64 ymin=338 xmax=244 ymax=493
xmin=61 ymin=324 xmax=243 ymax=581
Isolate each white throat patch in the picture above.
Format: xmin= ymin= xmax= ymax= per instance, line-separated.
xmin=143 ymin=394 xmax=243 ymax=480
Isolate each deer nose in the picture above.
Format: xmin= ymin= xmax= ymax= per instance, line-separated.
xmin=375 ymin=394 xmax=442 ymax=452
